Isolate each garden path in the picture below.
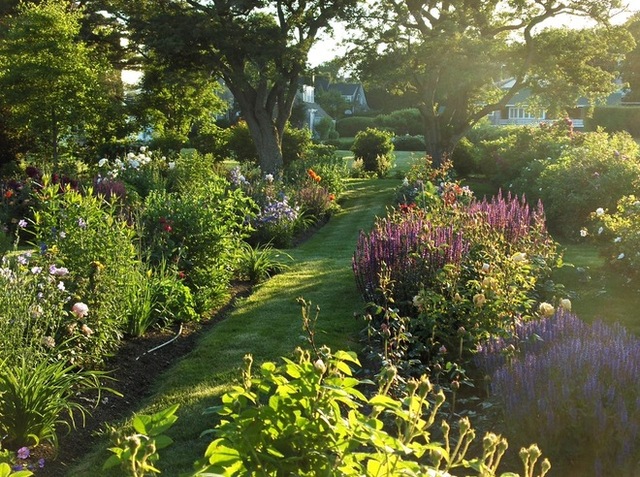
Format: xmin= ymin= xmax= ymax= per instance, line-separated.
xmin=66 ymin=176 xmax=401 ymax=476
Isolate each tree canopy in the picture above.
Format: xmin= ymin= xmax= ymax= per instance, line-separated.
xmin=108 ymin=0 xmax=358 ymax=174
xmin=348 ymin=0 xmax=635 ymax=163
xmin=0 ymin=0 xmax=119 ymax=162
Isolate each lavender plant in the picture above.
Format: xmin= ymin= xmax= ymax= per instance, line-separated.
xmin=352 ymin=209 xmax=469 ymax=307
xmin=476 ymin=311 xmax=640 ymax=476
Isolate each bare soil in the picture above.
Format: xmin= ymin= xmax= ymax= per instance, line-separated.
xmin=36 ymin=283 xmax=253 ymax=477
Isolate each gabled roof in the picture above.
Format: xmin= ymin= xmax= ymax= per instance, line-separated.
xmin=328 ymin=83 xmax=361 ymax=96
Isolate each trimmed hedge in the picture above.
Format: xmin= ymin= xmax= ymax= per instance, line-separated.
xmin=585 ymin=106 xmax=640 ymax=137
xmin=336 ymin=116 xmax=375 ymax=137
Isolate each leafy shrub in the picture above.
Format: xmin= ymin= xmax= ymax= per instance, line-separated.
xmin=351 ymin=128 xmax=395 ymax=177
xmin=586 ymin=105 xmax=640 ymax=137
xmin=194 ymin=344 xmax=550 ymax=476
xmin=475 ymin=120 xmax=575 ymax=188
xmin=281 ymin=125 xmax=312 ymax=167
xmin=476 ymin=311 xmax=640 ymax=476
xmin=451 ymin=137 xmax=479 ymax=176
xmin=589 ymin=195 xmax=640 ymax=281
xmin=374 ymin=108 xmax=423 ymax=135
xmin=335 ymin=116 xmax=375 ymax=137
xmin=536 ymin=129 xmax=640 ymax=237
xmin=30 ymin=181 xmax=139 ymax=364
xmin=221 ymin=121 xmax=257 ymax=163
xmin=139 ymin=177 xmax=256 ymax=311
xmin=392 ymin=134 xmax=425 ymax=151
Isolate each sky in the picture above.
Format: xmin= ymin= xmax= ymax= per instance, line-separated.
xmin=123 ymin=3 xmax=638 ymax=83
xmin=306 ymin=3 xmax=638 ymax=67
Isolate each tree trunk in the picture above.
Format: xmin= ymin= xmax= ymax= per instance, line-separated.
xmin=243 ymin=110 xmax=284 ymax=176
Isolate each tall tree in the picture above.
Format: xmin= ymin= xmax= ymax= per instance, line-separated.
xmin=131 ymin=60 xmax=226 ymax=146
xmin=348 ymin=0 xmax=634 ymax=164
xmin=621 ymin=12 xmax=640 ymax=102
xmin=109 ymin=0 xmax=357 ymax=174
xmin=0 ymin=0 xmax=118 ymax=162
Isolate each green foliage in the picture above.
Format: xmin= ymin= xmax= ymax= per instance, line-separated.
xmin=536 ymin=129 xmax=640 ymax=237
xmin=589 ymin=195 xmax=640 ymax=282
xmin=0 ymin=356 xmax=111 ymax=449
xmin=103 ymin=404 xmax=179 ymax=476
xmin=351 ymin=128 xmax=395 ymax=177
xmin=451 ymin=137 xmax=479 ymax=176
xmin=392 ymin=135 xmax=426 ymax=152
xmin=30 ymin=181 xmax=139 ymax=364
xmin=223 ymin=121 xmax=258 ymax=164
xmin=475 ymin=120 xmax=575 ymax=187
xmin=336 ymin=116 xmax=376 ymax=137
xmin=0 ymin=0 xmax=117 ymax=161
xmin=133 ymin=62 xmax=226 ymax=148
xmin=0 ymin=463 xmax=32 ymax=477
xmin=281 ymin=125 xmax=313 ymax=167
xmin=192 ymin=338 xmax=549 ymax=476
xmin=235 ymin=242 xmax=292 ymax=283
xmin=374 ymin=108 xmax=423 ymax=136
xmin=139 ymin=177 xmax=256 ymax=311
xmin=586 ymin=106 xmax=640 ymax=137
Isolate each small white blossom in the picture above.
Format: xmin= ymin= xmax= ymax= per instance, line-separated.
xmin=596 ymin=207 xmax=605 ymax=216
xmin=580 ymin=228 xmax=588 ymax=238
xmin=614 ymin=236 xmax=622 ymax=243
xmin=98 ymin=158 xmax=109 ymax=167
xmin=618 ymin=253 xmax=625 ymax=260
xmin=598 ymin=227 xmax=604 ymax=235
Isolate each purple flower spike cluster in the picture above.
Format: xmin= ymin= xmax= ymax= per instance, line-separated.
xmin=352 ymin=214 xmax=469 ymax=304
xmin=476 ymin=311 xmax=640 ymax=475
xmin=468 ymin=191 xmax=549 ymax=246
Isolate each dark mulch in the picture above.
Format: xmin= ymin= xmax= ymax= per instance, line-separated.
xmin=36 ymin=282 xmax=253 ymax=477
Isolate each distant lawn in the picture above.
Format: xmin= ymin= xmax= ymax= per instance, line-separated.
xmin=337 ymin=149 xmax=425 ymax=177
xmin=553 ymin=242 xmax=640 ymax=335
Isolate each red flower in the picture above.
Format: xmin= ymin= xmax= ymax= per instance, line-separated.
xmin=4 ymin=190 xmax=13 ymax=199
xmin=163 ymin=224 xmax=172 ymax=232
xmin=329 ymin=193 xmax=335 ymax=201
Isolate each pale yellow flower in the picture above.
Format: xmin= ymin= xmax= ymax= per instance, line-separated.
xmin=538 ymin=302 xmax=555 ymax=318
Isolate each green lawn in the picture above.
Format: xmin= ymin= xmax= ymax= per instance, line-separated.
xmin=67 ymin=176 xmax=401 ymax=476
xmin=553 ymin=242 xmax=640 ymax=335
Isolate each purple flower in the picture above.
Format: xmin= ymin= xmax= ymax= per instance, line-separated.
xmin=78 ymin=218 xmax=87 ymax=228
xmin=17 ymin=446 xmax=30 ymax=460
xmin=18 ymin=219 xmax=27 ymax=228
xmin=38 ymin=458 xmax=45 ymax=468
xmin=49 ymin=265 xmax=69 ymax=276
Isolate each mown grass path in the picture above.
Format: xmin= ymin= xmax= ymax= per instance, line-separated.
xmin=68 ymin=177 xmax=400 ymax=476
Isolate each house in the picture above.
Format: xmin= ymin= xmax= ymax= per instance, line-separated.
xmin=297 ymin=80 xmax=332 ymax=137
xmin=326 ymin=83 xmax=370 ymax=115
xmin=487 ymin=78 xmax=624 ymax=128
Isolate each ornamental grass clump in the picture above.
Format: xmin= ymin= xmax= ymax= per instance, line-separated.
xmin=476 ymin=311 xmax=640 ymax=476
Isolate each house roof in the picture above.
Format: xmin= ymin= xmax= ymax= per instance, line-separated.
xmin=328 ymin=83 xmax=361 ymax=96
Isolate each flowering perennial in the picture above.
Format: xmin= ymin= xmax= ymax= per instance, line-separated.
xmin=476 ymin=311 xmax=640 ymax=475
xmin=353 ymin=213 xmax=469 ymax=304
